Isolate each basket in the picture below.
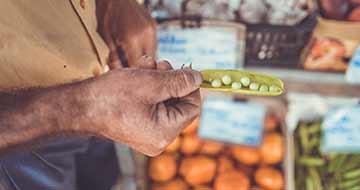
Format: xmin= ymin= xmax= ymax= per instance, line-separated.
xmin=242 ymin=12 xmax=318 ymax=68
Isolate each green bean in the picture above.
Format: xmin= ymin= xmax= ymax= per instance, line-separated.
xmin=307 ymin=123 xmax=321 ymax=135
xmin=340 ymin=178 xmax=360 ymax=189
xmin=344 ymin=169 xmax=360 ymax=179
xmin=299 ymin=126 xmax=310 ymax=154
xmin=309 ymin=168 xmax=323 ymax=190
xmin=299 ymin=157 xmax=325 ymax=166
xmin=328 ymin=154 xmax=348 ymax=173
xmin=306 ymin=176 xmax=315 ymax=190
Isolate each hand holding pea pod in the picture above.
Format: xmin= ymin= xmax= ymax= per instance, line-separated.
xmin=85 ymin=58 xmax=203 ymax=157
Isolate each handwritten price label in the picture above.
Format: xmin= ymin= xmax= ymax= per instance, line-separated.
xmin=199 ymin=96 xmax=266 ymax=146
xmin=322 ymin=105 xmax=360 ymax=153
xmin=157 ymin=27 xmax=241 ymax=70
xmin=346 ymin=46 xmax=360 ymax=84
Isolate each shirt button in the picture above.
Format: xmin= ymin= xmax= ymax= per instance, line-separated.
xmin=80 ymin=0 xmax=86 ymax=9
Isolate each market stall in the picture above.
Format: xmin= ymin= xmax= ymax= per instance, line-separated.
xmin=112 ymin=0 xmax=360 ymax=189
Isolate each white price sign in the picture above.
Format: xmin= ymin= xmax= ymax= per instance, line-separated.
xmin=157 ymin=27 xmax=241 ymax=70
xmin=198 ymin=96 xmax=266 ymax=146
xmin=346 ymin=46 xmax=360 ymax=84
xmin=322 ymin=105 xmax=360 ymax=153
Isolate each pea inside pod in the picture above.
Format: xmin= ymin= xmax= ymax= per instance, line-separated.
xmin=200 ymin=69 xmax=284 ymax=96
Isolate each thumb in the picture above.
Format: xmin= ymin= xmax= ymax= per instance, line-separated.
xmin=155 ymin=69 xmax=203 ymax=102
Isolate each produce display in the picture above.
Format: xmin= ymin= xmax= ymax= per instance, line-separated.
xmin=319 ymin=0 xmax=360 ymax=21
xmin=201 ymin=70 xmax=284 ymax=96
xmin=303 ymin=37 xmax=356 ymax=72
xmin=238 ymin=0 xmax=309 ymax=25
xmin=148 ymin=0 xmax=310 ymax=25
xmin=148 ymin=115 xmax=286 ymax=190
xmin=294 ymin=121 xmax=360 ymax=190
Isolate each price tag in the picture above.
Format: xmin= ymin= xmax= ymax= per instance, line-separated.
xmin=157 ymin=27 xmax=241 ymax=70
xmin=346 ymin=46 xmax=360 ymax=84
xmin=322 ymin=105 xmax=360 ymax=153
xmin=198 ymin=96 xmax=266 ymax=146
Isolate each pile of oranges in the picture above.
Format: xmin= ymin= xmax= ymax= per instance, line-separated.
xmin=148 ymin=115 xmax=285 ymax=190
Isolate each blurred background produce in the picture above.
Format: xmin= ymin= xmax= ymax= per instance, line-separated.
xmin=294 ymin=121 xmax=360 ymax=190
xmin=147 ymin=113 xmax=286 ymax=190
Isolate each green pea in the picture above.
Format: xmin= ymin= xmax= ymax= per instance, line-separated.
xmin=221 ymin=75 xmax=232 ymax=85
xmin=211 ymin=79 xmax=222 ymax=88
xmin=240 ymin=77 xmax=250 ymax=87
xmin=249 ymin=82 xmax=259 ymax=91
xmin=259 ymin=84 xmax=269 ymax=92
xmin=269 ymin=85 xmax=280 ymax=92
xmin=231 ymin=82 xmax=242 ymax=90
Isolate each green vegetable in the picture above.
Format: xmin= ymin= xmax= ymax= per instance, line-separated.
xmin=294 ymin=121 xmax=360 ymax=190
xmin=201 ymin=70 xmax=284 ymax=96
xmin=344 ymin=169 xmax=360 ymax=179
xmin=340 ymin=178 xmax=360 ymax=189
xmin=309 ymin=168 xmax=323 ymax=190
xmin=231 ymin=82 xmax=242 ymax=90
xmin=306 ymin=176 xmax=315 ymax=190
xmin=211 ymin=79 xmax=222 ymax=88
xmin=269 ymin=85 xmax=280 ymax=92
xmin=221 ymin=75 xmax=232 ymax=85
xmin=299 ymin=157 xmax=325 ymax=166
xmin=240 ymin=77 xmax=250 ymax=87
xmin=249 ymin=82 xmax=259 ymax=91
xmin=259 ymin=84 xmax=269 ymax=92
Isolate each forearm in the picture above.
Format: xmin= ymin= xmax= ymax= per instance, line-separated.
xmin=0 ymin=81 xmax=94 ymax=153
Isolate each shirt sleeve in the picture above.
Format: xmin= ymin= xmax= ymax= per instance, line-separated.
xmin=0 ymin=0 xmax=107 ymax=92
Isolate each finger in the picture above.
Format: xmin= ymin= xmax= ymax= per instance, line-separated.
xmin=142 ymin=21 xmax=157 ymax=59
xmin=155 ymin=69 xmax=203 ymax=102
xmin=157 ymin=60 xmax=173 ymax=70
xmin=98 ymin=5 xmax=123 ymax=69
xmin=108 ymin=50 xmax=123 ymax=69
xmin=117 ymin=38 xmax=143 ymax=68
xmin=159 ymin=90 xmax=201 ymax=134
xmin=137 ymin=55 xmax=157 ymax=69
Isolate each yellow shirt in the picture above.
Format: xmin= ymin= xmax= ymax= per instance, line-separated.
xmin=0 ymin=0 xmax=110 ymax=91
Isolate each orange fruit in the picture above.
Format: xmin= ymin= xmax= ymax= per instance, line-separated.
xmin=264 ymin=115 xmax=279 ymax=131
xmin=194 ymin=185 xmax=213 ymax=190
xmin=182 ymin=117 xmax=199 ymax=134
xmin=180 ymin=133 xmax=202 ymax=155
xmin=255 ymin=167 xmax=284 ymax=190
xmin=230 ymin=146 xmax=260 ymax=165
xmin=260 ymin=132 xmax=284 ymax=165
xmin=199 ymin=140 xmax=224 ymax=155
xmin=214 ymin=169 xmax=250 ymax=190
xmin=165 ymin=136 xmax=181 ymax=153
xmin=151 ymin=178 xmax=189 ymax=190
xmin=148 ymin=154 xmax=177 ymax=182
xmin=217 ymin=156 xmax=234 ymax=174
xmin=179 ymin=156 xmax=217 ymax=186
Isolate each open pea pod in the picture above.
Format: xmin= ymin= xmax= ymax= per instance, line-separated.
xmin=200 ymin=69 xmax=285 ymax=96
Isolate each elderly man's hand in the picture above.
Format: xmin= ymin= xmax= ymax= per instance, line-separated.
xmin=81 ymin=59 xmax=202 ymax=156
xmin=96 ymin=0 xmax=157 ymax=69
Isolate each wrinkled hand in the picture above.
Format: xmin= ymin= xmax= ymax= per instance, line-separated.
xmin=96 ymin=0 xmax=157 ymax=69
xmin=83 ymin=58 xmax=202 ymax=156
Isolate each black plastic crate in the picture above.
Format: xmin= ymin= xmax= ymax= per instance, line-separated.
xmin=242 ymin=13 xmax=317 ymax=68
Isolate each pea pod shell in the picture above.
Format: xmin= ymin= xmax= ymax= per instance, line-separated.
xmin=201 ymin=69 xmax=284 ymax=96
